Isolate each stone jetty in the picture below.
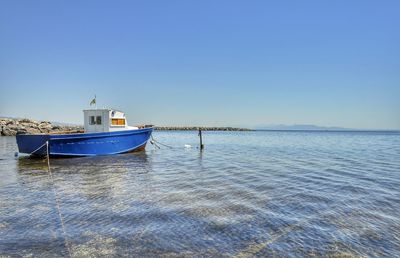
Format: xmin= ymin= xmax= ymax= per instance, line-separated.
xmin=0 ymin=118 xmax=83 ymax=136
xmin=0 ymin=118 xmax=252 ymax=136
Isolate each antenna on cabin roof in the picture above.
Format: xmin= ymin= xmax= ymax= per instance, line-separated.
xmin=90 ymin=95 xmax=97 ymax=109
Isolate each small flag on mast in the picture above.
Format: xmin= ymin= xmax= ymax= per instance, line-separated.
xmin=90 ymin=95 xmax=96 ymax=106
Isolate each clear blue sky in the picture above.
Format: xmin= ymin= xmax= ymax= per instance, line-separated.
xmin=1 ymin=1 xmax=399 ymax=129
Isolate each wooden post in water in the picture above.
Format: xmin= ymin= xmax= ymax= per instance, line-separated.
xmin=198 ymin=128 xmax=204 ymax=150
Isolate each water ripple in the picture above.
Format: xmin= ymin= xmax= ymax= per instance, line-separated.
xmin=1 ymin=131 xmax=400 ymax=257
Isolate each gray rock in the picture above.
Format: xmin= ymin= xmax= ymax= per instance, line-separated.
xmin=25 ymin=128 xmax=41 ymax=134
xmin=1 ymin=127 xmax=16 ymax=136
xmin=39 ymin=122 xmax=52 ymax=129
xmin=19 ymin=118 xmax=34 ymax=123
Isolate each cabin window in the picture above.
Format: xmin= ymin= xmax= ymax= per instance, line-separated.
xmin=89 ymin=116 xmax=95 ymax=125
xmin=89 ymin=116 xmax=102 ymax=125
xmin=111 ymin=118 xmax=125 ymax=126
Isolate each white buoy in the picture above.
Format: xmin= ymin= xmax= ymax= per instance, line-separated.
xmin=184 ymin=144 xmax=192 ymax=148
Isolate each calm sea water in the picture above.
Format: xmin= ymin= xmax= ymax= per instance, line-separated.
xmin=1 ymin=131 xmax=399 ymax=257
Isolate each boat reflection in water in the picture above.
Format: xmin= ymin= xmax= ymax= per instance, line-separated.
xmin=17 ymin=151 xmax=151 ymax=174
xmin=17 ymin=151 xmax=151 ymax=201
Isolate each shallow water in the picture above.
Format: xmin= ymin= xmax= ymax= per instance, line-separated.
xmin=1 ymin=131 xmax=400 ymax=257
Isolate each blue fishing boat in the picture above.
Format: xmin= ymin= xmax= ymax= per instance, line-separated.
xmin=16 ymin=108 xmax=153 ymax=157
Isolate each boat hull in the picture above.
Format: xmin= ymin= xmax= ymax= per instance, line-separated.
xmin=16 ymin=128 xmax=153 ymax=157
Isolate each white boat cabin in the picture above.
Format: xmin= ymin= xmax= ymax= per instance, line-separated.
xmin=83 ymin=109 xmax=138 ymax=133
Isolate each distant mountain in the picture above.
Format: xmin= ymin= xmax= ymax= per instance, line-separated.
xmin=254 ymin=124 xmax=353 ymax=131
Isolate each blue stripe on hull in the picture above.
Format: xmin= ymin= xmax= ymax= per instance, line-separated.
xmin=16 ymin=128 xmax=153 ymax=157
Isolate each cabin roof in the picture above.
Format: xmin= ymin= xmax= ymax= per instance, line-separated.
xmin=83 ymin=108 xmax=124 ymax=113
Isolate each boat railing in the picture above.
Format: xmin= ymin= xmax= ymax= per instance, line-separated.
xmin=47 ymin=130 xmax=85 ymax=135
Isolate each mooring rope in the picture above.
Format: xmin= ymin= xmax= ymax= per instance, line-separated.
xmin=29 ymin=141 xmax=48 ymax=155
xmin=45 ymin=141 xmax=73 ymax=258
xmin=149 ymin=135 xmax=161 ymax=149
xmin=150 ymin=135 xmax=174 ymax=149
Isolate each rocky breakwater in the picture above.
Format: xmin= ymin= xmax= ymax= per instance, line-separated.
xmin=154 ymin=126 xmax=252 ymax=131
xmin=0 ymin=118 xmax=83 ymax=136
